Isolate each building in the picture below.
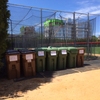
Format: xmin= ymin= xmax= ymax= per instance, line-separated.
xmin=75 ymin=21 xmax=88 ymax=39
xmin=44 ymin=18 xmax=93 ymax=39
xmin=44 ymin=19 xmax=73 ymax=38
xmin=44 ymin=19 xmax=63 ymax=38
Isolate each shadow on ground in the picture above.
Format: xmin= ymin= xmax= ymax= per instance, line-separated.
xmin=0 ymin=59 xmax=100 ymax=99
xmin=42 ymin=59 xmax=100 ymax=78
xmin=0 ymin=76 xmax=51 ymax=99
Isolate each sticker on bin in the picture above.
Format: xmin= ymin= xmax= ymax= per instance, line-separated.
xmin=62 ymin=50 xmax=67 ymax=54
xmin=38 ymin=51 xmax=44 ymax=56
xmin=79 ymin=50 xmax=84 ymax=54
xmin=9 ymin=55 xmax=18 ymax=61
xmin=27 ymin=59 xmax=31 ymax=62
xmin=26 ymin=54 xmax=33 ymax=60
xmin=51 ymin=51 xmax=56 ymax=56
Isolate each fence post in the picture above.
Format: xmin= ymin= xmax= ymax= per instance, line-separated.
xmin=10 ymin=19 xmax=14 ymax=49
xmin=73 ymin=12 xmax=76 ymax=46
xmin=41 ymin=8 xmax=43 ymax=47
xmin=87 ymin=13 xmax=90 ymax=59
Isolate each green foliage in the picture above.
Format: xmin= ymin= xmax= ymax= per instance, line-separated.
xmin=91 ymin=35 xmax=98 ymax=42
xmin=0 ymin=0 xmax=10 ymax=68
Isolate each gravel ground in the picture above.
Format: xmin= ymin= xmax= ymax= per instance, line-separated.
xmin=0 ymin=59 xmax=100 ymax=100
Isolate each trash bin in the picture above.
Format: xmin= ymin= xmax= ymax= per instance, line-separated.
xmin=57 ymin=47 xmax=68 ymax=70
xmin=19 ymin=49 xmax=36 ymax=77
xmin=35 ymin=48 xmax=46 ymax=72
xmin=46 ymin=47 xmax=58 ymax=71
xmin=76 ymin=48 xmax=85 ymax=67
xmin=67 ymin=47 xmax=78 ymax=68
xmin=6 ymin=50 xmax=20 ymax=79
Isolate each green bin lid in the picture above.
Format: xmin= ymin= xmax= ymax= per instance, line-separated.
xmin=58 ymin=47 xmax=68 ymax=50
xmin=40 ymin=47 xmax=48 ymax=50
xmin=67 ymin=47 xmax=78 ymax=53
xmin=47 ymin=47 xmax=58 ymax=51
xmin=35 ymin=48 xmax=46 ymax=56
xmin=77 ymin=47 xmax=85 ymax=49
xmin=57 ymin=47 xmax=68 ymax=55
xmin=47 ymin=47 xmax=58 ymax=56
xmin=35 ymin=47 xmax=47 ymax=51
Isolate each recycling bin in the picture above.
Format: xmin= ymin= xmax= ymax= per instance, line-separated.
xmin=67 ymin=47 xmax=78 ymax=68
xmin=19 ymin=49 xmax=36 ymax=77
xmin=57 ymin=47 xmax=68 ymax=70
xmin=6 ymin=50 xmax=20 ymax=79
xmin=76 ymin=48 xmax=85 ymax=67
xmin=35 ymin=48 xmax=46 ymax=72
xmin=46 ymin=47 xmax=58 ymax=71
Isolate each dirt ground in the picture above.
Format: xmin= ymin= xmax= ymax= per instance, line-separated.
xmin=0 ymin=60 xmax=100 ymax=100
xmin=94 ymin=54 xmax=100 ymax=57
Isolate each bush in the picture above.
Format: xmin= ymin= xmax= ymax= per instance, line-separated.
xmin=0 ymin=0 xmax=10 ymax=68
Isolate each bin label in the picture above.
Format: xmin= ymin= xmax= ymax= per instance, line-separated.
xmin=27 ymin=59 xmax=31 ymax=62
xmin=38 ymin=51 xmax=44 ymax=56
xmin=62 ymin=50 xmax=67 ymax=54
xmin=51 ymin=51 xmax=56 ymax=56
xmin=9 ymin=55 xmax=18 ymax=61
xmin=79 ymin=50 xmax=84 ymax=54
xmin=26 ymin=54 xmax=33 ymax=60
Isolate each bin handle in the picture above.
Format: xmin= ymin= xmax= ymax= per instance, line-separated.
xmin=48 ymin=46 xmax=52 ymax=48
xmin=40 ymin=59 xmax=45 ymax=72
xmin=52 ymin=59 xmax=54 ymax=70
xmin=63 ymin=58 xmax=65 ymax=69
xmin=67 ymin=50 xmax=70 ymax=54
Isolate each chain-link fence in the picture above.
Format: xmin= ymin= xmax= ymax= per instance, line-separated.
xmin=8 ymin=3 xmax=100 ymax=60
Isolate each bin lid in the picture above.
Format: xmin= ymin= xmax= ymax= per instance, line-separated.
xmin=67 ymin=47 xmax=78 ymax=54
xmin=57 ymin=47 xmax=68 ymax=55
xmin=41 ymin=47 xmax=48 ymax=50
xmin=58 ymin=47 xmax=68 ymax=50
xmin=6 ymin=50 xmax=20 ymax=54
xmin=76 ymin=47 xmax=85 ymax=54
xmin=46 ymin=47 xmax=58 ymax=56
xmin=46 ymin=46 xmax=58 ymax=51
xmin=77 ymin=47 xmax=85 ymax=50
xmin=35 ymin=47 xmax=58 ymax=51
xmin=35 ymin=48 xmax=46 ymax=56
xmin=35 ymin=47 xmax=47 ymax=51
xmin=18 ymin=49 xmax=35 ymax=54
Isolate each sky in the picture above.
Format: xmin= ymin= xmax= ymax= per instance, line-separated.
xmin=8 ymin=0 xmax=100 ymax=14
xmin=8 ymin=0 xmax=100 ymax=36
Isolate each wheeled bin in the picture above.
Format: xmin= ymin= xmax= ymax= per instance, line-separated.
xmin=57 ymin=47 xmax=68 ymax=70
xmin=35 ymin=48 xmax=46 ymax=72
xmin=76 ymin=47 xmax=85 ymax=67
xmin=46 ymin=47 xmax=58 ymax=71
xmin=6 ymin=50 xmax=20 ymax=79
xmin=19 ymin=49 xmax=36 ymax=77
xmin=67 ymin=47 xmax=78 ymax=68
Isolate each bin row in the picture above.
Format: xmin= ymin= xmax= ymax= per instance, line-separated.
xmin=6 ymin=47 xmax=85 ymax=79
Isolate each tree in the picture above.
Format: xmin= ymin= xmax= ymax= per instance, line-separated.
xmin=0 ymin=0 xmax=10 ymax=67
xmin=91 ymin=35 xmax=98 ymax=42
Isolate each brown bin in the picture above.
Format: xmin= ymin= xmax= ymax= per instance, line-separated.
xmin=76 ymin=48 xmax=85 ymax=67
xmin=6 ymin=50 xmax=20 ymax=79
xmin=20 ymin=50 xmax=36 ymax=77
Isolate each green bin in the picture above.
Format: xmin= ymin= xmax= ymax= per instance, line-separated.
xmin=35 ymin=48 xmax=46 ymax=72
xmin=67 ymin=47 xmax=78 ymax=68
xmin=46 ymin=47 xmax=58 ymax=71
xmin=57 ymin=47 xmax=68 ymax=70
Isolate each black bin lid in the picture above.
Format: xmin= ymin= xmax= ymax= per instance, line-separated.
xmin=6 ymin=50 xmax=20 ymax=54
xmin=18 ymin=49 xmax=35 ymax=54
